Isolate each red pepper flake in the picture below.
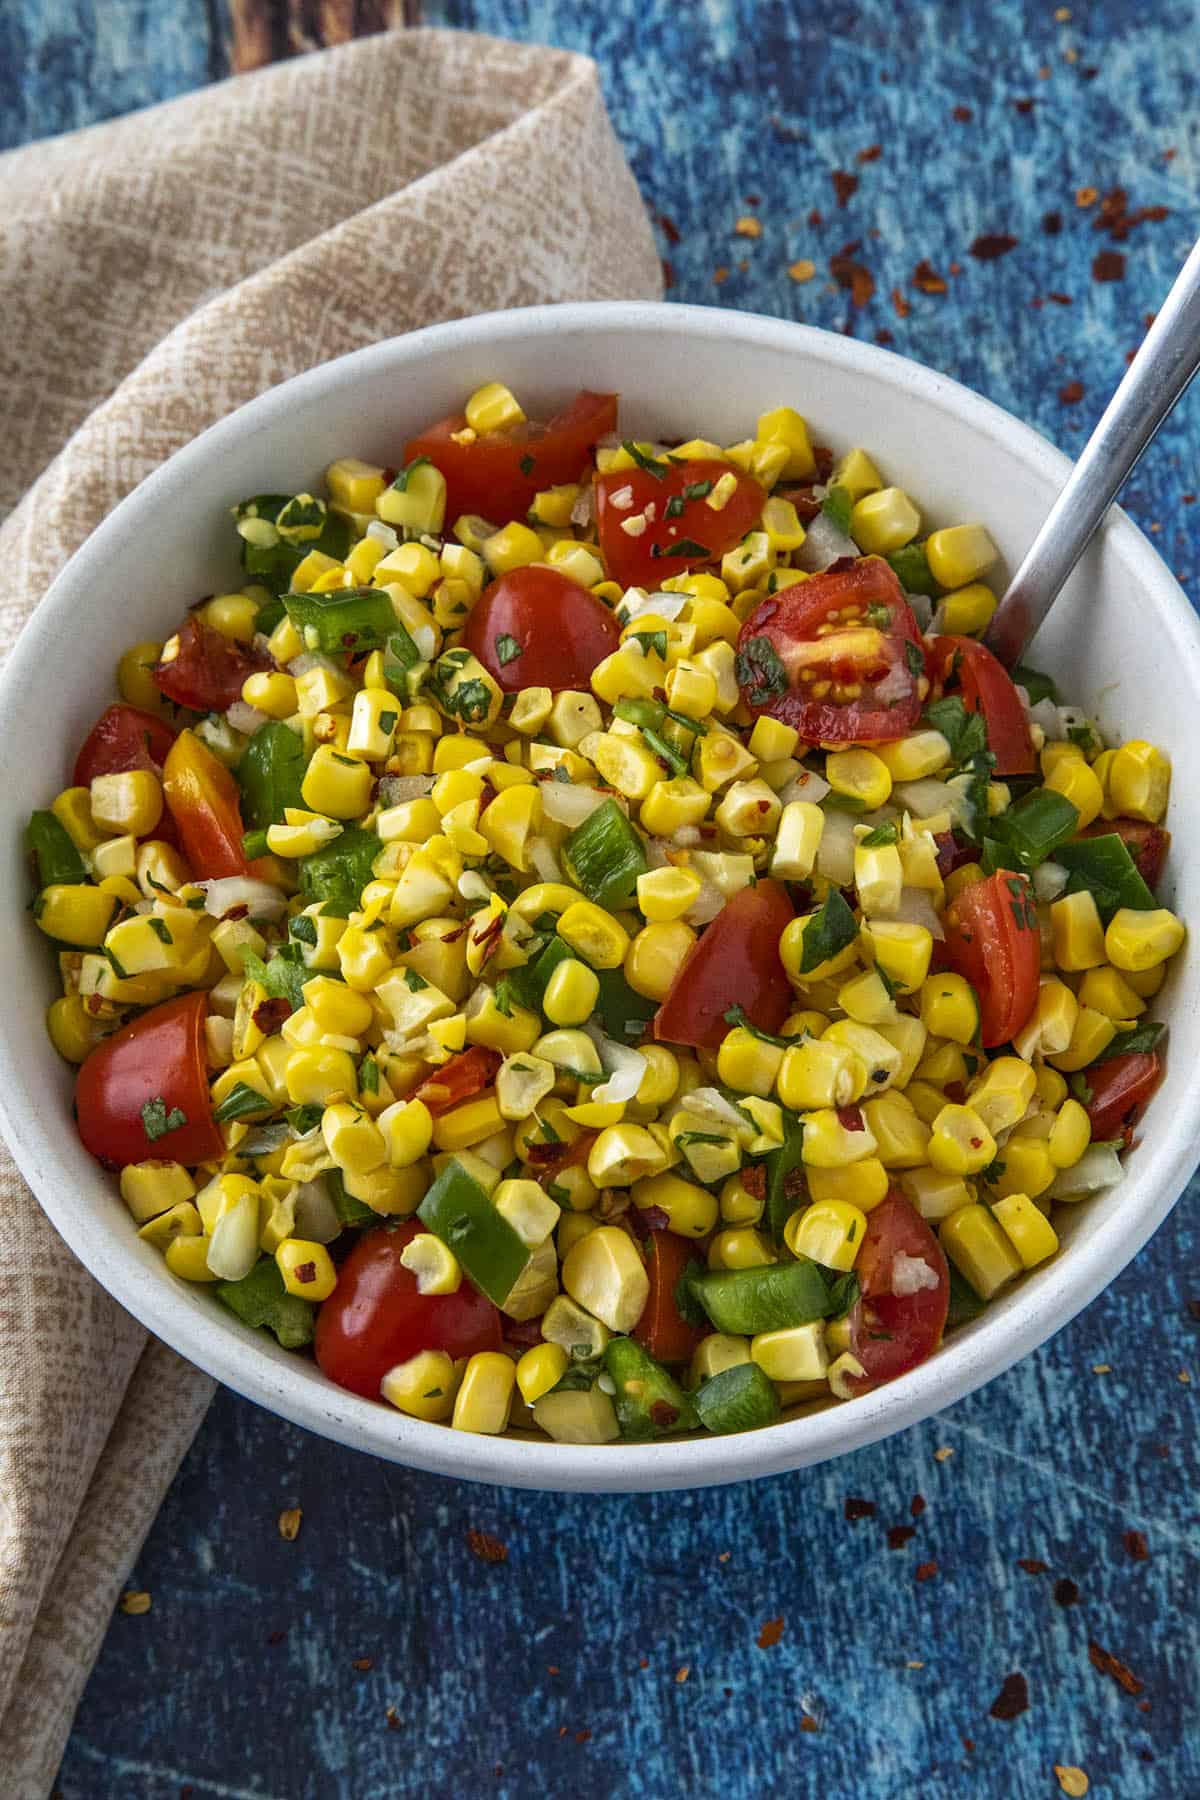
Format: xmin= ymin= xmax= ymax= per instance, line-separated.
xmin=1054 ymin=1577 xmax=1081 ymax=1606
xmin=1043 ymin=210 xmax=1064 ymax=234
xmin=891 ymin=286 xmax=911 ymax=319
xmin=1093 ymin=250 xmax=1126 ymax=282
xmin=718 ymin=1551 xmax=731 ymax=1563
xmin=294 ymin=1262 xmax=317 ymax=1285
xmin=949 ymin=260 xmax=963 ymax=275
xmin=353 ymin=1657 xmax=374 ymax=1671
xmin=953 ymin=104 xmax=973 ymax=122
xmin=650 ymin=1400 xmax=681 ymax=1429
xmin=837 ymin=1104 xmax=867 ymax=1132
xmin=1183 ymin=496 xmax=1196 ymax=508
xmin=1017 ymin=1558 xmax=1050 ymax=1575
xmin=675 ymin=1665 xmax=690 ymax=1684
xmin=253 ymin=997 xmax=291 ymax=1033
xmin=658 ymin=212 xmax=681 ymax=245
xmin=575 ymin=1730 xmax=592 ymax=1745
xmin=911 ymin=1494 xmax=926 ymax=1517
xmin=830 ymin=255 xmax=875 ymax=308
xmin=857 ymin=144 xmax=882 ymax=163
xmin=799 ymin=1715 xmax=820 ymax=1733
xmin=888 ymin=1525 xmax=917 ymax=1549
xmin=713 ymin=266 xmax=730 ymax=286
xmin=963 ymin=1737 xmax=975 ymax=1753
xmin=969 ymin=233 xmax=1019 ymax=261
xmin=844 ymin=1496 xmax=876 ymax=1522
xmin=466 ymin=1529 xmax=509 ymax=1564
xmin=875 ymin=328 xmax=895 ymax=345
xmin=1123 ymin=1529 xmax=1150 ymax=1561
xmin=915 ymin=1560 xmax=939 ymax=1582
xmin=1014 ymin=97 xmax=1035 ymax=114
xmin=1059 ymin=381 xmax=1085 ymax=405
xmin=989 ymin=1671 xmax=1030 ymax=1720
xmin=661 ymin=259 xmax=676 ymax=289
xmin=808 ymin=207 xmax=823 ymax=228
xmin=831 ymin=170 xmax=859 ymax=207
xmin=1088 ymin=1640 xmax=1144 ymax=1695
xmin=267 ymin=1629 xmax=287 ymax=1645
xmin=547 ymin=1665 xmax=560 ymax=1675
xmin=757 ymin=1616 xmax=786 ymax=1649
xmin=639 ymin=1657 xmax=650 ymax=1669
xmin=912 ymin=259 xmax=949 ymax=295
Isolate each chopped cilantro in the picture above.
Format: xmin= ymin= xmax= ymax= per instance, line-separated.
xmin=494 ymin=633 xmax=522 ymax=666
xmin=141 ymin=1097 xmax=188 ymax=1142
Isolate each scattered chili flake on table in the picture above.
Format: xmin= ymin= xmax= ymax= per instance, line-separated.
xmin=575 ymin=1730 xmax=592 ymax=1745
xmin=906 ymin=1660 xmax=925 ymax=1669
xmin=657 ymin=213 xmax=680 ymax=245
xmin=1076 ymin=186 xmax=1099 ymax=208
xmin=911 ymin=1494 xmax=926 ymax=1517
xmin=915 ymin=1560 xmax=939 ymax=1582
xmin=891 ymin=286 xmax=912 ymax=318
xmin=831 ymin=255 xmax=875 ymax=308
xmin=1017 ymin=1558 xmax=1050 ymax=1575
xmin=1123 ymin=1529 xmax=1150 ymax=1561
xmin=385 ymin=1706 xmax=402 ymax=1731
xmin=953 ymin=104 xmax=973 ymax=121
xmin=1047 ymin=291 xmax=1073 ymax=305
xmin=353 ymin=1657 xmax=374 ymax=1672
xmin=718 ymin=1551 xmax=731 ymax=1563
xmin=119 ymin=1590 xmax=151 ymax=1616
xmin=1060 ymin=381 xmax=1085 ymax=405
xmin=1177 ymin=1367 xmax=1191 ymax=1383
xmin=735 ymin=215 xmax=763 ymax=239
xmin=1054 ymin=3 xmax=1071 ymax=16
xmin=875 ymin=328 xmax=894 ymax=345
xmin=1088 ymin=1640 xmax=1144 ymax=1695
xmin=277 ymin=1507 xmax=302 ymax=1541
xmin=1093 ymin=250 xmax=1126 ymax=282
xmin=787 ymin=259 xmax=816 ymax=283
xmin=1043 ymin=210 xmax=1064 ymax=234
xmin=713 ymin=266 xmax=730 ymax=285
xmin=912 ymin=260 xmax=948 ymax=294
xmin=808 ymin=207 xmax=823 ymax=227
xmin=844 ymin=1496 xmax=876 ymax=1522
xmin=661 ymin=260 xmax=676 ymax=290
xmin=1014 ymin=97 xmax=1035 ymax=114
xmin=989 ymin=1671 xmax=1030 ymax=1720
xmin=267 ymin=1630 xmax=286 ymax=1646
xmin=970 ymin=233 xmax=1019 ymax=261
xmin=757 ymin=1616 xmax=786 ymax=1649
xmin=1091 ymin=1360 xmax=1111 ymax=1371
xmin=675 ymin=1666 xmax=690 ymax=1684
xmin=858 ymin=144 xmax=882 ymax=163
xmin=1054 ymin=1766 xmax=1090 ymax=1798
xmin=639 ymin=1658 xmax=649 ymax=1669
xmin=889 ymin=1525 xmax=917 ymax=1549
xmin=934 ymin=1446 xmax=954 ymax=1462
xmin=1054 ymin=1578 xmax=1081 ymax=1606
xmin=831 ymin=170 xmax=859 ymax=206
xmin=467 ymin=1529 xmax=509 ymax=1564
xmin=799 ymin=1715 xmax=821 ymax=1733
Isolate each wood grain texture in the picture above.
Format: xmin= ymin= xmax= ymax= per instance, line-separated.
xmin=2 ymin=0 xmax=1195 ymax=1794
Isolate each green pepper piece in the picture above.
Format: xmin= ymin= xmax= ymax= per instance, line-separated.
xmin=325 ymin=1168 xmax=378 ymax=1227
xmin=1012 ymin=665 xmax=1058 ymax=707
xmin=298 ymin=825 xmax=381 ymax=915
xmin=501 ymin=935 xmax=576 ymax=1012
xmin=1055 ymin=832 xmax=1156 ymax=921
xmin=945 ymin=1263 xmax=988 ymax=1329
xmin=563 ymin=798 xmax=648 ymax=911
xmin=982 ymin=787 xmax=1079 ymax=873
xmin=688 ymin=1260 xmax=832 ymax=1335
xmin=236 ymin=721 xmax=307 ymax=829
xmin=613 ymin=697 xmax=667 ymax=732
xmin=763 ymin=1116 xmax=806 ymax=1243
xmin=694 ymin=1362 xmax=781 ymax=1434
xmin=418 ymin=1158 xmax=530 ymax=1306
xmin=590 ymin=967 xmax=658 ymax=1044
xmin=283 ymin=586 xmax=398 ymax=656
xmin=26 ymin=810 xmax=88 ymax=889
xmin=235 ymin=494 xmax=352 ymax=594
xmin=885 ymin=541 xmax=940 ymax=596
xmin=602 ymin=1338 xmax=699 ymax=1439
xmin=216 ymin=1256 xmax=315 ymax=1350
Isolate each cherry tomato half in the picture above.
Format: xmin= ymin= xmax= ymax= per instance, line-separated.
xmin=404 ymin=390 xmax=617 ymax=528
xmin=1084 ymin=1051 xmax=1163 ymax=1146
xmin=932 ymin=635 xmax=1035 ymax=777
xmin=75 ymin=991 xmax=224 ymax=1169
xmin=162 ymin=728 xmax=253 ymax=879
xmin=152 ymin=617 xmax=271 ymax=713
xmin=737 ymin=559 xmax=924 ymax=744
xmin=412 ymin=1047 xmax=503 ymax=1117
xmin=462 ymin=567 xmax=621 ymax=692
xmin=942 ymin=869 xmax=1041 ymax=1049
xmin=73 ymin=704 xmax=178 ymax=788
xmin=595 ymin=458 xmax=765 ymax=591
xmin=633 ymin=1229 xmax=706 ymax=1365
xmin=654 ymin=879 xmax=795 ymax=1051
xmin=314 ymin=1221 xmax=502 ymax=1400
xmin=1078 ymin=817 xmax=1170 ymax=892
xmin=846 ymin=1192 xmax=950 ymax=1391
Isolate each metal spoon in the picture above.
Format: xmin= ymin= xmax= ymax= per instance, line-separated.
xmin=985 ymin=235 xmax=1200 ymax=667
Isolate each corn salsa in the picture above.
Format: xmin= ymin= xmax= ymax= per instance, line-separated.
xmin=31 ymin=383 xmax=1183 ymax=1445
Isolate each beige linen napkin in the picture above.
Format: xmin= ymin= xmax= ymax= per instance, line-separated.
xmin=0 ymin=29 xmax=661 ymax=1793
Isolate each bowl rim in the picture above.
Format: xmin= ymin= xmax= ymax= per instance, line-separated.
xmin=3 ymin=298 xmax=1198 ymax=1493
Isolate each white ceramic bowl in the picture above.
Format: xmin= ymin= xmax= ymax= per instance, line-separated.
xmin=2 ymin=303 xmax=1197 ymax=1492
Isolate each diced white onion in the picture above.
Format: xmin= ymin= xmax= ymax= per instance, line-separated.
xmin=908 ymin=593 xmax=934 ymax=632
xmin=582 ymin=1023 xmax=647 ymax=1105
xmin=197 ymin=877 xmax=288 ymax=921
xmin=287 ymin=651 xmax=343 ymax=679
xmin=1048 ymin=1143 xmax=1124 ymax=1199
xmin=1029 ymin=697 xmax=1064 ymax=740
xmin=527 ymin=838 xmax=564 ymax=884
xmin=815 ymin=808 xmax=857 ymax=887
xmin=685 ymin=1088 xmax=753 ymax=1139
xmin=570 ymin=486 xmax=594 ymax=529
xmin=366 ymin=518 xmax=399 ymax=550
xmin=793 ymin=512 xmax=857 ymax=571
xmin=894 ymin=885 xmax=945 ymax=940
xmin=1033 ymin=860 xmax=1068 ymax=903
xmin=685 ymin=881 xmax=728 ymax=926
xmin=891 ymin=1252 xmax=941 ymax=1296
xmin=205 ymin=1195 xmax=260 ymax=1282
xmin=540 ymin=783 xmax=609 ymax=828
xmin=778 ymin=766 xmax=831 ymax=807
xmin=873 ymin=661 xmax=913 ymax=706
xmin=294 ymin=1179 xmax=343 ymax=1244
xmin=457 ymin=870 xmax=492 ymax=903
xmin=893 ymin=778 xmax=960 ymax=820
xmin=226 ymin=700 xmax=270 ymax=736
xmin=380 ymin=774 xmax=435 ymax=804
xmin=617 ymin=585 xmax=687 ymax=624
xmin=671 ymin=825 xmax=701 ymax=848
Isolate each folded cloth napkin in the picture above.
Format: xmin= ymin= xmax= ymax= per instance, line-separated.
xmin=0 ymin=29 xmax=661 ymax=1793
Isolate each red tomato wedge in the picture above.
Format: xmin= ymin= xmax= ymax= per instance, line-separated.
xmin=462 ymin=566 xmax=621 ymax=692
xmin=314 ymin=1221 xmax=502 ymax=1400
xmin=1084 ymin=1051 xmax=1163 ymax=1146
xmin=595 ymin=457 xmax=765 ymax=590
xmin=162 ymin=728 xmax=253 ymax=879
xmin=404 ymin=390 xmax=617 ymax=528
xmin=1078 ymin=817 xmax=1170 ymax=892
xmin=931 ymin=635 xmax=1035 ymax=776
xmin=152 ymin=617 xmax=271 ymax=713
xmin=846 ymin=1192 xmax=950 ymax=1391
xmin=654 ymin=880 xmax=795 ymax=1051
xmin=75 ymin=991 xmax=224 ymax=1169
xmin=412 ymin=1047 xmax=503 ymax=1117
xmin=942 ymin=869 xmax=1041 ymax=1048
xmin=73 ymin=704 xmax=178 ymax=788
xmin=633 ymin=1230 xmax=706 ymax=1365
xmin=737 ymin=559 xmax=924 ymax=743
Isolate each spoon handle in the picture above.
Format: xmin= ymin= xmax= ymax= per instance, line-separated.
xmin=985 ymin=234 xmax=1200 ymax=667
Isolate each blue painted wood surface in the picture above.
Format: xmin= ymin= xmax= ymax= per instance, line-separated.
xmin=4 ymin=2 xmax=1196 ymax=1794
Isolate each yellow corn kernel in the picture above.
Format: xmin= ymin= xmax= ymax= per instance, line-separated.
xmin=827 ymin=747 xmax=892 ymax=812
xmin=430 ymin=1093 xmax=504 ymax=1153
xmin=1012 ymin=975 xmax=1079 ymax=1061
xmin=834 ymin=969 xmax=895 ymax=1030
xmin=918 ymin=973 xmax=979 ymax=1044
xmin=477 ymin=784 xmax=540 ymax=874
xmin=285 ymin=1045 xmax=357 ymax=1106
xmin=464 ymin=987 xmax=541 ymax=1055
xmin=547 ymin=690 xmax=603 ymax=750
xmin=658 ymin=661 xmax=714 ymax=722
xmin=853 ymin=842 xmax=903 ymax=918
xmin=344 ymin=1161 xmax=427 ymax=1216
xmin=447 ymin=1350 xmax=516 ymax=1436
xmin=90 ymin=834 xmax=137 ymax=882
xmin=88 ymin=770 xmax=163 ymax=838
xmin=1035 ymin=1065 xmax=1069 ymax=1109
xmin=943 ymin=863 xmax=984 ymax=906
xmin=378 ymin=462 xmax=447 ymax=537
xmin=513 ymin=1342 xmax=569 ymax=1408
xmin=784 ymin=1199 xmax=867 ymax=1271
xmin=380 ymin=1349 xmax=459 ymax=1422
xmin=332 ymin=923 xmax=391 ymax=992
xmin=692 ymin=724 xmax=754 ymax=792
xmin=994 ymin=1136 xmax=1056 ymax=1199
xmin=928 ymin=1104 xmax=996 ymax=1175
xmin=809 ymin=1159 xmax=891 ymax=1213
xmin=1078 ymin=964 xmax=1145 ymax=1021
xmin=624 ymin=920 xmax=696 ymax=1001
xmin=1047 ymin=1004 xmax=1117 ymax=1072
xmin=925 ymin=523 xmax=998 ymax=589
xmin=940 ymin=1203 xmax=1022 ymax=1298
xmin=640 ymin=777 xmax=711 ymax=836
xmin=991 ymin=1192 xmax=1059 ymax=1269
xmin=298 ymin=744 xmax=372 ymax=820
xmin=717 ymin=1173 xmax=763 ymax=1226
xmin=265 ymin=811 xmax=344 ymax=860
xmin=301 ymin=975 xmax=373 ymax=1040
xmin=479 ymin=520 xmax=542 ymax=578
xmin=117 ymin=639 xmax=166 ymax=711
xmin=764 ymin=799 xmax=821 ymax=882
xmin=493 ymin=1178 xmax=560 ymax=1250
xmin=850 ymin=487 xmax=921 ymax=553
xmin=1048 ymin=1098 xmax=1091 ymax=1169
xmin=34 ymin=884 xmax=118 ymax=948
xmin=716 ymin=1026 xmax=785 ymax=1099
xmin=713 ymin=778 xmax=781 ymax=839
xmin=968 ymin=1055 xmax=1038 ymax=1135
xmin=321 ymin=1102 xmax=387 ymax=1177
xmin=558 ymin=901 xmax=630 ymax=971
xmin=588 ymin=731 xmax=663 ymax=801
xmin=561 ymin=1225 xmax=650 ymax=1333
xmin=463 ymin=381 xmax=525 ymax=434
xmin=760 ymin=495 xmax=807 ymax=555
xmin=780 ymin=912 xmax=859 ymax=987
xmin=633 ymin=867 xmax=698 ymax=925
xmin=1107 ymin=740 xmax=1170 ymax=823
xmin=707 ymin=1227 xmax=774 ymax=1271
xmin=1051 ymin=889 xmax=1107 ymax=972
xmin=388 ymin=851 xmax=456 ymax=930
xmin=898 ymin=1165 xmax=972 ymax=1222
xmin=1044 ymin=756 xmax=1104 ymax=829
xmin=46 ymin=993 xmax=101 ymax=1063
xmin=326 ymin=456 xmax=386 ymax=513
xmin=163 ymin=1235 xmax=220 ymax=1283
xmin=119 ymin=1161 xmax=197 ymax=1225
xmin=1124 ymin=961 xmax=1166 ymax=998
xmin=690 ymin=1334 xmax=752 ymax=1386
xmin=201 ymin=591 xmax=258 ymax=640
xmin=823 ymin=1020 xmax=903 ymax=1093
xmin=749 ymin=1321 xmax=829 ymax=1385
xmin=750 ymin=405 xmax=815 ymax=478
xmin=1105 ymin=906 xmax=1184 ymax=972
xmin=537 ymin=958 xmax=598 ymax=1029
xmin=939 ymin=583 xmax=997 ymax=637
xmin=861 ymin=920 xmax=933 ymax=993
xmin=137 ymin=1199 xmax=203 ymax=1251
xmin=904 ymin=1080 xmax=946 ymax=1125
xmin=861 ymin=1090 xmax=930 ymax=1168
xmin=775 ymin=1039 xmax=864 ymax=1111
xmin=629 ymin=1170 xmax=718 ymax=1243
xmin=873 ymin=732 xmax=951 ymax=783
xmin=824 ymin=448 xmax=878 ymax=502
xmin=241 ymin=671 xmax=299 ymax=720
xmin=275 ymin=1238 xmax=337 ymax=1301
xmin=801 ymin=1108 xmax=879 ymax=1168
xmin=720 ymin=530 xmax=775 ymax=596
xmin=397 ymin=1231 xmax=462 ymax=1296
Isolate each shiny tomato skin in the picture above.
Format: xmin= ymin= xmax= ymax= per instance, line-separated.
xmin=737 ymin=559 xmax=924 ymax=743
xmin=1084 ymin=1051 xmax=1163 ymax=1145
xmin=314 ymin=1221 xmax=502 ymax=1399
xmin=847 ymin=1192 xmax=950 ymax=1390
xmin=595 ymin=458 xmax=765 ymax=590
xmin=75 ymin=991 xmax=224 ymax=1169
xmin=1078 ymin=817 xmax=1170 ymax=892
xmin=73 ymin=704 xmax=178 ymax=788
xmin=942 ymin=869 xmax=1041 ymax=1049
xmin=633 ymin=1229 xmax=706 ymax=1365
xmin=152 ymin=617 xmax=270 ymax=713
xmin=932 ymin=634 xmax=1035 ymax=776
xmin=162 ymin=728 xmax=252 ymax=879
xmin=412 ymin=1047 xmax=503 ymax=1117
xmin=654 ymin=880 xmax=795 ymax=1051
xmin=404 ymin=391 xmax=617 ymax=528
xmin=462 ymin=566 xmax=621 ymax=692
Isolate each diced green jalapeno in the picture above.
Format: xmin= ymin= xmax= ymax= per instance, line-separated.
xmin=216 ymin=1256 xmax=315 ymax=1349
xmin=283 ymin=586 xmax=397 ymax=656
xmin=236 ymin=721 xmax=307 ymax=829
xmin=694 ymin=1362 xmax=781 ymax=1434
xmin=563 ymin=798 xmax=648 ymax=911
xmin=602 ymin=1338 xmax=699 ymax=1439
xmin=418 ymin=1158 xmax=530 ymax=1307
xmin=26 ymin=810 xmax=88 ymax=889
